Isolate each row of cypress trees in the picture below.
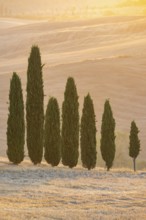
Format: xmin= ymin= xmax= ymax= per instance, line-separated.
xmin=6 ymin=46 xmax=140 ymax=171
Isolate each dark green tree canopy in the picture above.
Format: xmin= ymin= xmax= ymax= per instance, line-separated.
xmin=7 ymin=72 xmax=25 ymax=164
xmin=100 ymin=99 xmax=116 ymax=171
xmin=44 ymin=97 xmax=61 ymax=166
xmin=26 ymin=45 xmax=44 ymax=165
xmin=80 ymin=93 xmax=97 ymax=170
xmin=129 ymin=121 xmax=140 ymax=162
xmin=61 ymin=77 xmax=79 ymax=168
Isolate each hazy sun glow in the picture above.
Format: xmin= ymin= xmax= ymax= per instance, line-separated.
xmin=0 ymin=0 xmax=146 ymax=20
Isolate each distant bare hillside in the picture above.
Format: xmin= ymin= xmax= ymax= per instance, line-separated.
xmin=0 ymin=0 xmax=145 ymax=18
xmin=0 ymin=0 xmax=104 ymax=19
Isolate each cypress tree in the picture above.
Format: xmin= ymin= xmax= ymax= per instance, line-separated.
xmin=62 ymin=77 xmax=79 ymax=168
xmin=26 ymin=45 xmax=44 ymax=164
xmin=7 ymin=72 xmax=25 ymax=164
xmin=80 ymin=94 xmax=97 ymax=170
xmin=44 ymin=97 xmax=61 ymax=166
xmin=129 ymin=121 xmax=140 ymax=172
xmin=100 ymin=100 xmax=116 ymax=171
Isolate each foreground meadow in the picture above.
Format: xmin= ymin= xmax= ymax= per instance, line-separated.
xmin=0 ymin=159 xmax=146 ymax=220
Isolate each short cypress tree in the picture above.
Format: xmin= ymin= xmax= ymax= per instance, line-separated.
xmin=100 ymin=100 xmax=116 ymax=171
xmin=26 ymin=45 xmax=44 ymax=165
xmin=80 ymin=94 xmax=97 ymax=170
xmin=62 ymin=77 xmax=79 ymax=168
xmin=7 ymin=72 xmax=25 ymax=164
xmin=129 ymin=121 xmax=140 ymax=172
xmin=44 ymin=97 xmax=61 ymax=166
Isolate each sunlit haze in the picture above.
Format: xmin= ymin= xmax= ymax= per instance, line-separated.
xmin=0 ymin=0 xmax=146 ymax=20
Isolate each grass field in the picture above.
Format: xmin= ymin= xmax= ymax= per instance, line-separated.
xmin=0 ymin=159 xmax=146 ymax=220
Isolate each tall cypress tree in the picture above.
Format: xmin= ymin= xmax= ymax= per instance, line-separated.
xmin=44 ymin=97 xmax=61 ymax=166
xmin=129 ymin=121 xmax=140 ymax=172
xmin=62 ymin=77 xmax=79 ymax=168
xmin=7 ymin=72 xmax=25 ymax=164
xmin=26 ymin=45 xmax=44 ymax=164
xmin=100 ymin=100 xmax=116 ymax=171
xmin=80 ymin=94 xmax=97 ymax=170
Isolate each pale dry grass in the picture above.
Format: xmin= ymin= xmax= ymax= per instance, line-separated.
xmin=0 ymin=159 xmax=146 ymax=219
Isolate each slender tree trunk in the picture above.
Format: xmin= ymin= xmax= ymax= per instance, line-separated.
xmin=133 ymin=158 xmax=136 ymax=172
xmin=107 ymin=167 xmax=110 ymax=171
